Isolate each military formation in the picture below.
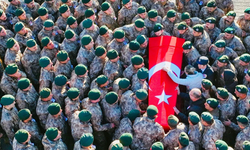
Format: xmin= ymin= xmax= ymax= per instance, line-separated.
xmin=0 ymin=0 xmax=250 ymax=149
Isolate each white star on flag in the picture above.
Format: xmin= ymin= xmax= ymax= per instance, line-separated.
xmin=155 ymin=90 xmax=172 ymax=105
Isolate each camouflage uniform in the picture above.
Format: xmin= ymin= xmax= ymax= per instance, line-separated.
xmin=120 ymin=90 xmax=141 ymax=117
xmin=216 ymin=0 xmax=234 ymax=14
xmin=0 ymin=14 xmax=13 ymax=30
xmin=107 ymin=38 xmax=129 ymax=55
xmin=40 ymin=2 xmax=59 ymax=17
xmin=237 ymin=15 xmax=250 ymax=51
xmin=97 ymin=10 xmax=118 ymax=30
xmin=36 ymin=98 xmax=53 ymax=129
xmin=55 ymin=16 xmax=71 ymax=31
xmin=233 ymin=57 xmax=250 ymax=84
xmin=118 ymin=1 xmax=139 ymax=26
xmin=131 ymin=116 xmax=165 ymax=150
xmin=64 ymin=97 xmax=80 ymax=122
xmin=132 ymin=14 xmax=148 ymax=23
xmin=173 ymin=25 xmax=194 ymax=42
xmin=33 ymin=14 xmax=55 ymax=35
xmin=178 ymin=0 xmax=200 ymax=17
xmin=89 ymin=56 xmax=109 ymax=80
xmin=193 ymin=31 xmax=211 ymax=56
xmin=23 ymin=2 xmax=40 ymax=19
xmin=14 ymin=28 xmax=35 ymax=52
xmin=236 ymin=94 xmax=250 ymax=116
xmin=183 ymin=46 xmax=201 ymax=66
xmin=144 ymin=16 xmax=162 ymax=33
xmin=203 ymin=24 xmax=221 ymax=43
xmin=70 ymin=72 xmax=90 ymax=100
xmin=219 ymin=93 xmax=236 ymax=121
xmin=42 ymin=135 xmax=67 ymax=150
xmin=12 ymin=14 xmax=34 ymax=30
xmin=188 ymin=122 xmax=204 ymax=150
xmin=209 ymin=46 xmax=238 ymax=63
xmin=0 ymin=30 xmax=14 ymax=60
xmin=39 ymin=68 xmax=54 ymax=91
xmin=79 ymin=24 xmax=99 ymax=41
xmin=95 ymin=29 xmax=113 ymax=48
xmin=66 ymin=24 xmax=82 ymax=36
xmin=6 ymin=3 xmax=24 ymax=18
xmin=123 ymin=64 xmax=138 ymax=81
xmin=162 ymin=16 xmax=180 ymax=35
xmin=150 ymin=30 xmax=170 ymax=37
xmin=113 ymin=117 xmax=133 ymax=140
xmin=103 ymin=60 xmax=123 ymax=84
xmin=70 ymin=111 xmax=93 ymax=142
xmin=202 ymin=119 xmax=225 ymax=150
xmin=38 ymin=26 xmax=64 ymax=43
xmin=131 ymin=74 xmax=148 ymax=93
xmin=4 ymin=48 xmax=23 ymax=70
xmin=151 ymin=1 xmax=177 ymax=18
xmin=54 ymin=60 xmax=73 ymax=79
xmin=90 ymin=79 xmax=109 ymax=100
xmin=74 ymin=140 xmax=95 ymax=150
xmin=234 ymin=126 xmax=250 ymax=150
xmin=199 ymin=6 xmax=225 ymax=23
xmin=13 ymin=138 xmax=38 ymax=150
xmin=121 ymin=46 xmax=138 ymax=67
xmin=140 ymin=0 xmax=155 ymax=11
xmin=188 ymin=17 xmax=205 ymax=27
xmin=161 ymin=123 xmax=188 ymax=150
xmin=40 ymin=41 xmax=60 ymax=64
xmin=106 ymin=0 xmax=121 ymax=15
xmin=74 ymin=0 xmax=100 ymax=19
xmin=76 ymin=46 xmax=95 ymax=67
xmin=51 ymin=82 xmax=67 ymax=107
xmin=120 ymin=24 xmax=149 ymax=41
xmin=16 ymin=85 xmax=39 ymax=114
xmin=219 ymin=16 xmax=242 ymax=38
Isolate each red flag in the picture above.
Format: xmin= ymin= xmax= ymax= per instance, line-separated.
xmin=148 ymin=36 xmax=185 ymax=130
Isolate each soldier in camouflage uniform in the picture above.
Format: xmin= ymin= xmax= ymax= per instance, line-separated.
xmin=39 ymin=57 xmax=54 ymax=91
xmin=182 ymin=41 xmax=200 ymax=66
xmin=0 ymin=95 xmax=19 ymax=143
xmin=66 ymin=16 xmax=82 ymax=36
xmin=237 ymin=8 xmax=250 ymax=52
xmin=234 ymin=85 xmax=250 ymax=116
xmin=112 ymin=77 xmax=130 ymax=99
xmin=173 ymin=22 xmax=194 ymax=42
xmin=162 ymin=9 xmax=180 ymax=35
xmin=204 ymin=98 xmax=220 ymax=119
xmin=0 ymin=64 xmax=27 ymax=96
xmin=12 ymin=8 xmax=34 ymax=30
xmin=131 ymin=68 xmax=148 ymax=91
xmin=177 ymin=0 xmax=199 ymax=17
xmin=90 ymin=75 xmax=110 ymax=100
xmin=95 ymin=25 xmax=113 ymax=48
xmin=40 ymin=37 xmax=60 ymax=64
xmin=132 ymin=6 xmax=148 ymax=23
xmin=107 ymin=30 xmax=129 ymax=55
xmin=55 ymin=4 xmax=72 ymax=31
xmin=74 ymin=133 xmax=96 ymax=150
xmin=144 ymin=9 xmax=162 ymax=33
xmin=54 ymin=50 xmax=73 ymax=79
xmin=80 ymin=19 xmax=99 ymax=41
xmin=36 ymin=88 xmax=53 ymax=129
xmin=132 ymin=105 xmax=165 ymax=150
xmin=74 ymin=0 xmax=100 ymax=20
xmin=0 ymin=26 xmax=14 ymax=60
xmin=204 ymin=17 xmax=221 ymax=43
xmin=13 ymin=129 xmax=38 ymax=150
xmin=135 ymin=34 xmax=148 ymax=57
xmin=181 ymin=12 xmax=204 ymax=28
xmin=150 ymin=23 xmax=170 ymax=37
xmin=140 ymin=0 xmax=155 ymax=11
xmin=42 ymin=127 xmax=67 ymax=150
xmin=109 ymin=133 xmax=133 ymax=150
xmin=151 ymin=0 xmax=177 ymax=18
xmin=16 ymin=78 xmax=39 ymax=114
xmin=233 ymin=54 xmax=250 ymax=84
xmin=52 ymin=75 xmax=68 ymax=107
xmin=123 ymin=55 xmax=144 ymax=80
xmin=121 ymin=40 xmax=141 ymax=67
xmin=118 ymin=0 xmax=139 ymax=26
xmin=175 ymin=132 xmax=195 ymax=150
xmin=0 ymin=9 xmax=13 ymax=30
xmin=106 ymin=0 xmax=121 ymax=15
xmin=5 ymin=0 xmax=23 ymax=18
xmin=23 ymin=0 xmax=40 ymax=19
xmin=40 ymin=0 xmax=60 ymax=19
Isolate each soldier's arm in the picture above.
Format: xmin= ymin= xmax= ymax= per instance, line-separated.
xmin=21 ymin=60 xmax=39 ymax=84
xmin=92 ymin=120 xmax=113 ymax=131
xmin=117 ymin=10 xmax=125 ymax=26
xmin=0 ymin=81 xmax=16 ymax=96
xmin=229 ymin=122 xmax=241 ymax=132
xmin=16 ymin=93 xmax=27 ymax=110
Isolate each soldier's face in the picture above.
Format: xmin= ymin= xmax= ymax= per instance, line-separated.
xmin=99 ymin=52 xmax=107 ymax=59
xmin=168 ymin=17 xmax=176 ymax=23
xmin=11 ymin=42 xmax=20 ymax=51
xmin=104 ymin=7 xmax=113 ymax=15
xmin=0 ymin=29 xmax=6 ymax=36
xmin=225 ymin=16 xmax=234 ymax=24
xmin=0 ymin=12 xmax=7 ymax=20
xmin=62 ymin=9 xmax=71 ymax=18
xmin=207 ymin=7 xmax=216 ymax=13
xmin=11 ymin=0 xmax=20 ymax=5
xmin=141 ymin=40 xmax=148 ymax=48
xmin=183 ymin=49 xmax=191 ymax=54
xmin=149 ymin=17 xmax=157 ymax=22
xmin=87 ymin=24 xmax=95 ymax=31
xmin=201 ymin=119 xmax=210 ymax=127
xmin=110 ymin=56 xmax=119 ymax=62
xmin=178 ymin=29 xmax=186 ymax=34
xmin=22 ymin=84 xmax=32 ymax=91
xmin=69 ymin=35 xmax=76 ymax=41
xmin=134 ymin=63 xmax=144 ymax=69
xmin=116 ymin=37 xmax=125 ymax=42
xmin=27 ymin=1 xmax=35 ymax=8
xmin=46 ymin=41 xmax=55 ymax=49
xmin=244 ymin=13 xmax=250 ymax=20
xmin=70 ymin=21 xmax=78 ymax=28
xmin=205 ymin=22 xmax=214 ymax=29
xmin=155 ymin=30 xmax=163 ymax=36
xmin=135 ymin=26 xmax=144 ymax=32
xmin=224 ymin=33 xmax=233 ymax=39
xmin=234 ymin=89 xmax=240 ymax=97
xmin=19 ymin=12 xmax=27 ymax=20
xmin=139 ymin=13 xmax=146 ymax=19
xmin=124 ymin=1 xmax=132 ymax=9
xmin=184 ymin=19 xmax=191 ymax=26
xmin=217 ymin=61 xmax=225 ymax=68
xmin=215 ymin=47 xmax=225 ymax=53
xmin=44 ymin=61 xmax=53 ymax=70
xmin=239 ymin=60 xmax=249 ymax=66
xmin=84 ymin=1 xmax=92 ymax=7
xmin=89 ymin=15 xmax=96 ymax=21
xmin=204 ymin=102 xmax=211 ymax=110
xmin=193 ymin=31 xmax=202 ymax=37
xmin=40 ymin=13 xmax=49 ymax=20
xmin=18 ymin=27 xmax=27 ymax=35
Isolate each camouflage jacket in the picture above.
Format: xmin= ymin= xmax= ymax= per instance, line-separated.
xmin=74 ymin=0 xmax=100 ymax=19
xmin=106 ymin=0 xmax=121 ymax=15
xmin=33 ymin=14 xmax=55 ymax=35
xmin=219 ymin=16 xmax=242 ymax=38
xmin=218 ymin=93 xmax=236 ymax=121
xmin=131 ymin=74 xmax=148 ymax=93
xmin=51 ymin=82 xmax=67 ymax=106
xmin=36 ymin=98 xmax=53 ymax=129
xmin=193 ymin=31 xmax=211 ymax=56
xmin=123 ymin=64 xmax=138 ymax=81
xmin=216 ymin=0 xmax=234 ymax=14
xmin=204 ymin=25 xmax=221 ymax=43
xmin=107 ymin=38 xmax=129 ymax=55
xmin=188 ymin=122 xmax=204 ymax=150
xmin=121 ymin=45 xmax=138 ymax=67
xmin=89 ymin=56 xmax=109 ymax=80
xmin=113 ymin=117 xmax=133 ymax=141
xmin=13 ymin=139 xmax=38 ymax=150
xmin=183 ymin=46 xmax=201 ymax=66
xmin=12 ymin=14 xmax=34 ymax=30
xmin=40 ymin=41 xmax=60 ymax=64
xmin=54 ymin=60 xmax=73 ymax=79
xmin=90 ymin=79 xmax=109 ymax=100
xmin=70 ymin=72 xmax=90 ymax=100
xmin=97 ymin=10 xmax=118 ymax=30
xmin=199 ymin=6 xmax=225 ymax=23
xmin=236 ymin=94 xmax=250 ymax=116
xmin=237 ymin=15 xmax=250 ymax=37
xmin=42 ymin=136 xmax=67 ymax=150
xmin=103 ymin=60 xmax=123 ymax=84
xmin=55 ymin=15 xmax=70 ymax=31
xmin=4 ymin=48 xmax=23 ymax=69
xmin=95 ymin=29 xmax=113 ymax=48
xmin=121 ymin=24 xmax=149 ymax=41
xmin=234 ymin=126 xmax=250 ymax=150
xmin=179 ymin=0 xmax=199 ymax=17
xmin=120 ymin=90 xmax=141 ymax=117
xmin=79 ymin=24 xmax=99 ymax=41
xmin=151 ymin=1 xmax=177 ymax=18
xmin=100 ymin=99 xmax=121 ymax=126
xmin=64 ymin=97 xmax=80 ymax=122
xmin=39 ymin=68 xmax=54 ymax=91
xmin=209 ymin=46 xmax=238 ymax=63
xmin=23 ymin=2 xmax=40 ymax=19
xmin=233 ymin=57 xmax=250 ymax=82
xmin=0 ymin=30 xmax=14 ymax=59
xmin=40 ymin=2 xmax=59 ymax=17
xmin=45 ymin=113 xmax=68 ymax=137
xmin=118 ymin=2 xmax=139 ymax=26
xmin=173 ymin=25 xmax=194 ymax=42
xmin=38 ymin=27 xmax=64 ymax=43
xmin=162 ymin=16 xmax=180 ymax=35
xmin=76 ymin=46 xmax=95 ymax=67
xmin=144 ymin=16 xmax=162 ymax=33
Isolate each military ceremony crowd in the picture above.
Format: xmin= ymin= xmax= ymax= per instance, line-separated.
xmin=1 ymin=0 xmax=250 ymax=149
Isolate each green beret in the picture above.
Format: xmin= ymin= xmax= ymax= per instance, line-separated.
xmin=61 ymin=0 xmax=68 ymax=3
xmin=15 ymin=129 xmax=29 ymax=143
xmin=8 ymin=0 xmax=13 ymax=2
xmin=40 ymin=88 xmax=51 ymax=99
xmin=217 ymin=87 xmax=229 ymax=99
xmin=0 ymin=26 xmax=2 ymax=32
xmin=147 ymin=105 xmax=158 ymax=117
xmin=167 ymin=9 xmax=176 ymax=18
xmin=105 ymin=92 xmax=118 ymax=104
xmin=5 ymin=63 xmax=18 ymax=75
xmin=205 ymin=17 xmax=216 ymax=24
xmin=107 ymin=49 xmax=118 ymax=60
xmin=127 ymin=109 xmax=140 ymax=121
xmin=54 ymin=75 xmax=67 ymax=86
xmin=67 ymin=87 xmax=80 ymax=99
xmin=136 ymin=35 xmax=146 ymax=45
xmin=41 ymin=36 xmax=50 ymax=47
xmin=1 ymin=94 xmax=15 ymax=106
xmin=154 ymin=23 xmax=163 ymax=32
xmin=181 ymin=12 xmax=190 ymax=20
xmin=122 ymin=0 xmax=130 ymax=5
xmin=65 ymin=29 xmax=74 ymax=39
xmin=111 ymin=143 xmax=123 ymax=150
xmin=24 ymin=0 xmax=32 ymax=4
xmin=39 ymin=56 xmax=51 ymax=68
xmin=137 ymin=6 xmax=146 ymax=14
xmin=136 ymin=89 xmax=148 ymax=101
xmin=15 ymin=8 xmax=24 ymax=17
xmin=224 ymin=27 xmax=235 ymax=34
xmin=129 ymin=40 xmax=140 ymax=51
xmin=101 ymin=2 xmax=110 ymax=11
xmin=95 ymin=46 xmax=106 ymax=56
xmin=75 ymin=64 xmax=87 ymax=76
xmin=236 ymin=85 xmax=248 ymax=94
xmin=182 ymin=41 xmax=192 ymax=50
xmin=38 ymin=7 xmax=48 ymax=16
xmin=193 ymin=24 xmax=204 ymax=32
xmin=18 ymin=109 xmax=31 ymax=121
xmin=14 ymin=22 xmax=24 ymax=33
xmin=0 ymin=9 xmax=3 ymax=17
xmin=215 ymin=40 xmax=226 ymax=48
xmin=118 ymin=78 xmax=130 ymax=89
xmin=244 ymin=8 xmax=250 ymax=14
xmin=226 ymin=11 xmax=236 ymax=17
xmin=96 ymin=75 xmax=108 ymax=85
xmin=43 ymin=20 xmax=54 ymax=27
xmin=237 ymin=115 xmax=249 ymax=125
xmin=179 ymin=132 xmax=189 ymax=147
xmin=177 ymin=22 xmax=187 ymax=30
xmin=81 ymin=35 xmax=92 ymax=46
xmin=114 ymin=30 xmax=125 ymax=39
xmin=80 ymin=133 xmax=94 ymax=147
xmin=201 ymin=112 xmax=213 ymax=122
xmin=148 ymin=9 xmax=158 ymax=18
xmin=215 ymin=140 xmax=228 ymax=150
xmin=6 ymin=38 xmax=16 ymax=48
xmin=119 ymin=133 xmax=133 ymax=147
xmin=59 ymin=4 xmax=69 ymax=14
xmin=82 ymin=0 xmax=90 ymax=4
xmin=88 ymin=89 xmax=101 ymax=100
xmin=78 ymin=109 xmax=92 ymax=122
xmin=207 ymin=0 xmax=216 ymax=7
xmin=46 ymin=127 xmax=58 ymax=141
xmin=85 ymin=8 xmax=95 ymax=18
xmin=99 ymin=25 xmax=108 ymax=35
xmin=26 ymin=39 xmax=36 ymax=48
xmin=57 ymin=50 xmax=68 ymax=62
xmin=240 ymin=54 xmax=250 ymax=63
xmin=201 ymin=79 xmax=212 ymax=89
xmin=206 ymin=98 xmax=219 ymax=109
xmin=131 ymin=55 xmax=144 ymax=65
xmin=218 ymin=55 xmax=229 ymax=63
xmin=67 ymin=16 xmax=77 ymax=25
xmin=48 ymin=103 xmax=61 ymax=115
xmin=151 ymin=142 xmax=164 ymax=150
xmin=137 ymin=67 xmax=148 ymax=79
xmin=82 ymin=18 xmax=93 ymax=29
xmin=18 ymin=78 xmax=30 ymax=90
xmin=188 ymin=111 xmax=200 ymax=125
xmin=168 ymin=115 xmax=179 ymax=127
xmin=243 ymin=141 xmax=250 ymax=150
xmin=134 ymin=19 xmax=145 ymax=28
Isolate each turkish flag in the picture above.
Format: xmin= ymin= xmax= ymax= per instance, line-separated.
xmin=148 ymin=36 xmax=185 ymax=130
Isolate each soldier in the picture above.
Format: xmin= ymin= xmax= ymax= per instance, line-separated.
xmin=175 ymin=132 xmax=195 ymax=149
xmin=70 ymin=64 xmax=90 ymax=100
xmin=162 ymin=9 xmax=180 ymax=35
xmin=237 ymin=8 xmax=250 ymax=52
xmin=118 ymin=0 xmax=139 ymax=26
xmin=109 ymin=133 xmax=133 ymax=150
xmin=136 ymin=34 xmax=148 ymax=57
xmin=12 ymin=8 xmax=34 ymax=30
xmin=177 ymin=0 xmax=199 ymax=17
xmin=66 ymin=16 xmax=82 ymax=35
xmin=74 ymin=133 xmax=96 ymax=150
xmin=201 ymin=112 xmax=225 ymax=150
xmin=132 ymin=6 xmax=147 ymax=23
xmin=54 ymin=50 xmax=73 ymax=79
xmin=36 ymin=88 xmax=53 ymax=129
xmin=123 ymin=55 xmax=144 ymax=80
xmin=42 ymin=127 xmax=67 ymax=150
xmin=204 ymin=98 xmax=220 ymax=119
xmin=80 ymin=19 xmax=99 ymax=41
xmin=23 ymin=0 xmax=40 ymax=19
xmin=150 ymin=23 xmax=170 ymax=37
xmin=140 ymin=0 xmax=156 ymax=11
xmin=235 ymin=85 xmax=250 ymax=116
xmin=40 ymin=36 xmax=60 ymax=64
xmin=173 ymin=22 xmax=194 ymax=42
xmin=0 ymin=95 xmax=19 ymax=143
xmin=90 ymin=75 xmax=110 ymax=99
xmin=204 ymin=17 xmax=221 ymax=43
xmin=95 ymin=25 xmax=113 ymax=48
xmin=182 ymin=41 xmax=200 ymax=66
xmin=40 ymin=0 xmax=60 ymax=19
xmin=151 ymin=0 xmax=177 ymax=18
xmin=107 ymin=30 xmax=129 ymax=55
xmin=5 ymin=0 xmax=23 ymax=18
xmin=0 ymin=9 xmax=13 ymax=30
xmin=0 ymin=26 xmax=14 ymax=60
xmin=13 ymin=129 xmax=38 ymax=150
xmin=181 ymin=12 xmax=204 ymax=28
xmin=106 ymin=0 xmax=121 ymax=16
xmin=84 ymin=8 xmax=98 ymax=25
xmin=16 ymin=78 xmax=39 ymax=114
xmin=18 ymin=109 xmax=43 ymax=149
xmin=121 ymin=40 xmax=141 ymax=67
xmin=98 ymin=2 xmax=118 ymax=30
xmin=144 ymin=9 xmax=162 ymax=33
xmin=132 ymin=105 xmax=165 ymax=150
xmin=233 ymin=54 xmax=250 ymax=84
xmin=74 ymin=0 xmax=100 ymax=20
xmin=71 ymin=110 xmax=93 ymax=142
xmin=52 ymin=75 xmax=68 ymax=107
xmin=55 ymin=4 xmax=72 ymax=31
xmin=219 ymin=11 xmax=242 ymax=38
xmin=39 ymin=57 xmax=55 ymax=91
xmin=113 ymin=78 xmax=131 ymax=99
xmin=0 ymin=64 xmax=26 ymax=96
xmin=131 ymin=67 xmax=148 ymax=93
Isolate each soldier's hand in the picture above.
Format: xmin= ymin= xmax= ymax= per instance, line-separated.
xmin=173 ymin=106 xmax=180 ymax=115
xmin=223 ymin=119 xmax=231 ymax=126
xmin=111 ymin=123 xmax=115 ymax=128
xmin=242 ymin=30 xmax=246 ymax=37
